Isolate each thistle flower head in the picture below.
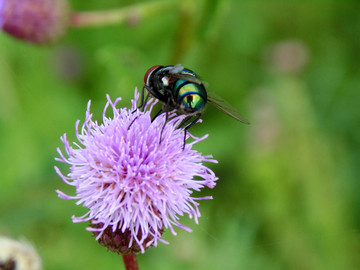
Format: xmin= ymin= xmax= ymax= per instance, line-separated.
xmin=55 ymin=90 xmax=218 ymax=254
xmin=1 ymin=0 xmax=71 ymax=44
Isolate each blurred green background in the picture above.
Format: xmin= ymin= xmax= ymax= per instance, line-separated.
xmin=1 ymin=0 xmax=360 ymax=269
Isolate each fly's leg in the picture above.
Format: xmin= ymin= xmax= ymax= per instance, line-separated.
xmin=182 ymin=114 xmax=201 ymax=150
xmin=129 ymin=85 xmax=151 ymax=129
xmin=128 ymin=116 xmax=138 ymax=130
xmin=141 ymin=90 xmax=151 ymax=112
xmin=158 ymin=99 xmax=171 ymax=145
xmin=178 ymin=115 xmax=194 ymax=129
xmin=132 ymin=85 xmax=151 ymax=113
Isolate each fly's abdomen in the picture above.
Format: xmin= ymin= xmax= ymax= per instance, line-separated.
xmin=175 ymin=80 xmax=207 ymax=113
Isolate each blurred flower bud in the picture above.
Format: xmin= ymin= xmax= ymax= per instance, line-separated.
xmin=0 ymin=236 xmax=42 ymax=270
xmin=0 ymin=0 xmax=71 ymax=44
xmin=264 ymin=40 xmax=309 ymax=74
xmin=247 ymin=88 xmax=282 ymax=154
xmin=51 ymin=45 xmax=84 ymax=81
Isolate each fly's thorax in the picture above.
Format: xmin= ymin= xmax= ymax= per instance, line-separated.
xmin=175 ymin=80 xmax=207 ymax=113
xmin=144 ymin=65 xmax=163 ymax=85
xmin=146 ymin=66 xmax=175 ymax=93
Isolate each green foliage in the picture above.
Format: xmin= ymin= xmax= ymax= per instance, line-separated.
xmin=1 ymin=0 xmax=359 ymax=269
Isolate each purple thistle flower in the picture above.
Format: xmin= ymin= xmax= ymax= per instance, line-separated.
xmin=55 ymin=90 xmax=218 ymax=254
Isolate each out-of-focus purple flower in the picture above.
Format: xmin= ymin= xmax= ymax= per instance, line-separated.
xmin=0 ymin=0 xmax=71 ymax=44
xmin=264 ymin=39 xmax=309 ymax=74
xmin=0 ymin=0 xmax=5 ymax=29
xmin=55 ymin=90 xmax=218 ymax=254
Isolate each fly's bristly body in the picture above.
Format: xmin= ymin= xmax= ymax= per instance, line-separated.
xmin=143 ymin=65 xmax=207 ymax=115
xmin=137 ymin=64 xmax=249 ymax=148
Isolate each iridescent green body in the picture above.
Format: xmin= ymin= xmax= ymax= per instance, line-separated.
xmin=143 ymin=65 xmax=207 ymax=115
xmin=174 ymin=77 xmax=207 ymax=114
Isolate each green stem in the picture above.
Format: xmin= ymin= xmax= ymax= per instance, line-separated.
xmin=122 ymin=254 xmax=139 ymax=270
xmin=171 ymin=0 xmax=195 ymax=63
xmin=70 ymin=1 xmax=180 ymax=28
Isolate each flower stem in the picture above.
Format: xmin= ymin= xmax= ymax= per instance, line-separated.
xmin=70 ymin=0 xmax=180 ymax=28
xmin=122 ymin=254 xmax=139 ymax=270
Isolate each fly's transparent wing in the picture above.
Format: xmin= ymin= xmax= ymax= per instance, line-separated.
xmin=171 ymin=73 xmax=203 ymax=85
xmin=169 ymin=64 xmax=185 ymax=74
xmin=207 ymin=91 xmax=250 ymax=124
xmin=168 ymin=64 xmax=203 ymax=85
